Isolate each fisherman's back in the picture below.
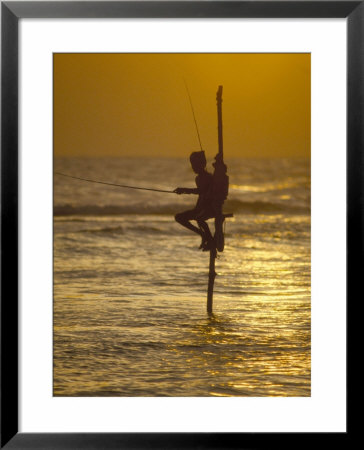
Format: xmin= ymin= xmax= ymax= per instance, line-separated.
xmin=195 ymin=171 xmax=213 ymax=210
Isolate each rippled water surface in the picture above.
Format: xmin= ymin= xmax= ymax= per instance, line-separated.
xmin=54 ymin=157 xmax=311 ymax=396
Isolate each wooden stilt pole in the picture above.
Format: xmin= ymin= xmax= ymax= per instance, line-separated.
xmin=206 ymin=85 xmax=225 ymax=314
xmin=207 ymin=247 xmax=217 ymax=314
xmin=206 ymin=85 xmax=229 ymax=314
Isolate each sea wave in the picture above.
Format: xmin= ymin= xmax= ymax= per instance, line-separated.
xmin=54 ymin=199 xmax=309 ymax=216
xmin=78 ymin=224 xmax=167 ymax=235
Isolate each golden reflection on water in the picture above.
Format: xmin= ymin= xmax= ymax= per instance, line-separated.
xmin=165 ymin=296 xmax=310 ymax=397
xmin=53 ymin=156 xmax=310 ymax=396
xmin=230 ymin=181 xmax=304 ymax=193
xmin=54 ymin=212 xmax=310 ymax=397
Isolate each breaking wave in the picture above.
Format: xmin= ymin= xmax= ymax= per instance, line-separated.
xmin=54 ymin=199 xmax=309 ymax=216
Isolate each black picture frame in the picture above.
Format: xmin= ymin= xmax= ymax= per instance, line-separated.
xmin=1 ymin=1 xmax=357 ymax=448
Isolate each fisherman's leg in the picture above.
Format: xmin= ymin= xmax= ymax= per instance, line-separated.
xmin=197 ymin=220 xmax=212 ymax=240
xmin=197 ymin=220 xmax=214 ymax=250
xmin=196 ymin=208 xmax=215 ymax=250
xmin=175 ymin=210 xmax=203 ymax=236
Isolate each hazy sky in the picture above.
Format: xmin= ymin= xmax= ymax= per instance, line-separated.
xmin=54 ymin=53 xmax=310 ymax=158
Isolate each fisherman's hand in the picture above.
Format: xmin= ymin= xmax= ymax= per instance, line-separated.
xmin=174 ymin=187 xmax=186 ymax=195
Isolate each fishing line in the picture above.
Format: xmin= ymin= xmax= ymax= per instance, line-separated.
xmin=183 ymin=78 xmax=203 ymax=151
xmin=54 ymin=172 xmax=175 ymax=194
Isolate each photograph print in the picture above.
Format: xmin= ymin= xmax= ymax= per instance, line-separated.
xmin=53 ymin=53 xmax=311 ymax=397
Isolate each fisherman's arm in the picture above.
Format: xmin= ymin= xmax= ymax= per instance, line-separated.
xmin=174 ymin=187 xmax=199 ymax=195
xmin=174 ymin=175 xmax=205 ymax=195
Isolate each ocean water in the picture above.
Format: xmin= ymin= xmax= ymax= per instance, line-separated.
xmin=53 ymin=157 xmax=311 ymax=397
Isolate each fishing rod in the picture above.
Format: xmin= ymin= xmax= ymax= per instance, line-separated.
xmin=54 ymin=172 xmax=175 ymax=194
xmin=183 ymin=79 xmax=203 ymax=151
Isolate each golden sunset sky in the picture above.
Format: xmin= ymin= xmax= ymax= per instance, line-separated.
xmin=54 ymin=53 xmax=310 ymax=158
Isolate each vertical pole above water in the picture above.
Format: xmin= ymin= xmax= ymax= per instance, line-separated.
xmin=207 ymin=86 xmax=224 ymax=314
xmin=207 ymin=247 xmax=217 ymax=314
xmin=216 ymin=85 xmax=223 ymax=159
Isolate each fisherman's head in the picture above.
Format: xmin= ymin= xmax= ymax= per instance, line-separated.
xmin=190 ymin=151 xmax=206 ymax=174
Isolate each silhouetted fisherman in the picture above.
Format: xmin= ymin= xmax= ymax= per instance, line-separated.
xmin=174 ymin=151 xmax=215 ymax=250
